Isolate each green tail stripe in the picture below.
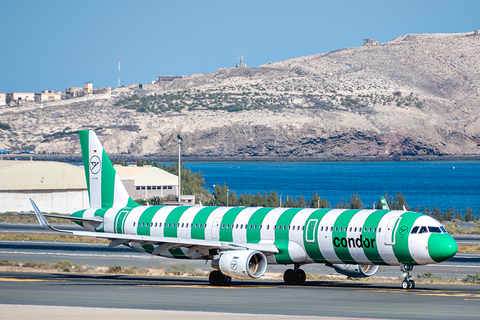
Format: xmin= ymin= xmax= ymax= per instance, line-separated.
xmin=246 ymin=207 xmax=275 ymax=243
xmin=362 ymin=210 xmax=389 ymax=265
xmin=392 ymin=212 xmax=421 ymax=265
xmin=274 ymin=208 xmax=302 ymax=264
xmin=303 ymin=209 xmax=330 ymax=262
xmin=100 ymin=149 xmax=116 ymax=208
xmin=219 ymin=207 xmax=247 ymax=242
xmin=191 ymin=207 xmax=218 ymax=240
xmin=164 ymin=206 xmax=190 ymax=238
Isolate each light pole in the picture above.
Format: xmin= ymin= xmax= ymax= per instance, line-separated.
xmin=177 ymin=135 xmax=182 ymax=203
xmin=227 ymin=187 xmax=229 ymax=207
xmin=280 ymin=194 xmax=282 ymax=208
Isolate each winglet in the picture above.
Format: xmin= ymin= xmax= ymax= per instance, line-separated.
xmin=29 ymin=199 xmax=71 ymax=233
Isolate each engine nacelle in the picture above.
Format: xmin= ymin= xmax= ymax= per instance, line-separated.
xmin=215 ymin=250 xmax=268 ymax=280
xmin=328 ymin=263 xmax=379 ymax=277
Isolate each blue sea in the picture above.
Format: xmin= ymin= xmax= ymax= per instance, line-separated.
xmin=184 ymin=161 xmax=480 ymax=213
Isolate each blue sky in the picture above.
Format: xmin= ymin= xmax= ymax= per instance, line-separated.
xmin=1 ymin=0 xmax=479 ymax=93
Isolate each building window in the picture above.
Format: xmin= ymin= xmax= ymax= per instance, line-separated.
xmin=168 ymin=186 xmax=172 ymax=189
xmin=141 ymin=186 xmax=145 ymax=190
xmin=152 ymin=186 xmax=156 ymax=190
xmin=147 ymin=186 xmax=151 ymax=190
xmin=136 ymin=187 xmax=140 ymax=190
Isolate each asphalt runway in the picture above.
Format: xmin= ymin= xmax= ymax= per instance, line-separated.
xmin=0 ymin=271 xmax=479 ymax=319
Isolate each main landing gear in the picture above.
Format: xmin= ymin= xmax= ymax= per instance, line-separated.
xmin=400 ymin=265 xmax=415 ymax=290
xmin=209 ymin=270 xmax=231 ymax=286
xmin=283 ymin=264 xmax=306 ymax=285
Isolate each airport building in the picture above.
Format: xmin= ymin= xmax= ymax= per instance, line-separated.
xmin=0 ymin=160 xmax=89 ymax=213
xmin=0 ymin=160 xmax=189 ymax=213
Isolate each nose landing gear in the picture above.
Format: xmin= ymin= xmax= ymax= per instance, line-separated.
xmin=400 ymin=265 xmax=415 ymax=289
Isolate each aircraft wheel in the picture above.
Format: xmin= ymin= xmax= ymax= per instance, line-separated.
xmin=401 ymin=280 xmax=409 ymax=290
xmin=209 ymin=270 xmax=231 ymax=286
xmin=409 ymin=280 xmax=415 ymax=289
xmin=296 ymin=269 xmax=306 ymax=285
xmin=283 ymin=269 xmax=296 ymax=285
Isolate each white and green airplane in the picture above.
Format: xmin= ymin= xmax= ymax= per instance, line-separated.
xmin=30 ymin=130 xmax=458 ymax=289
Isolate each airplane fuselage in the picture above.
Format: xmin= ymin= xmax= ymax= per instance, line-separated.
xmin=73 ymin=205 xmax=457 ymax=266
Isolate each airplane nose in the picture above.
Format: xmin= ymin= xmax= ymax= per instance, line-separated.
xmin=428 ymin=234 xmax=458 ymax=263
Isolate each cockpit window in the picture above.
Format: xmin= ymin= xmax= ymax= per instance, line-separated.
xmin=411 ymin=226 xmax=419 ymax=234
xmin=418 ymin=226 xmax=428 ymax=234
xmin=428 ymin=226 xmax=442 ymax=233
xmin=440 ymin=226 xmax=447 ymax=233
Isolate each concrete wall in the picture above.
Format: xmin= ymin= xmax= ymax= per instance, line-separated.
xmin=0 ymin=189 xmax=89 ymax=214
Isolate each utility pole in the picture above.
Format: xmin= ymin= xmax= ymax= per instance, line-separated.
xmin=227 ymin=187 xmax=229 ymax=207
xmin=118 ymin=52 xmax=121 ymax=88
xmin=177 ymin=135 xmax=182 ymax=203
xmin=280 ymin=194 xmax=282 ymax=208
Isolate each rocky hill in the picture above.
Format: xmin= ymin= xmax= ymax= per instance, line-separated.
xmin=1 ymin=31 xmax=480 ymax=161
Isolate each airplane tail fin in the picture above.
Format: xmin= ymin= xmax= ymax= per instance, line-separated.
xmin=79 ymin=130 xmax=139 ymax=209
xmin=380 ymin=196 xmax=390 ymax=210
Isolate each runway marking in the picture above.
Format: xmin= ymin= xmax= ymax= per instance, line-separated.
xmin=0 ymin=277 xmax=51 ymax=282
xmin=120 ymin=284 xmax=274 ymax=289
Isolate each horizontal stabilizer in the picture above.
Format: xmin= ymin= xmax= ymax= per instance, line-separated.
xmin=22 ymin=212 xmax=103 ymax=224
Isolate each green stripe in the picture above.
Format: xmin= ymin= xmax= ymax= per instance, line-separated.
xmin=71 ymin=209 xmax=86 ymax=228
xmin=362 ymin=210 xmax=389 ymax=265
xmin=169 ymin=248 xmax=190 ymax=259
xmin=79 ymin=131 xmax=91 ymax=204
xmin=93 ymin=208 xmax=108 ymax=232
xmin=101 ymin=149 xmax=115 ymax=208
xmin=303 ymin=209 xmax=330 ymax=262
xmin=191 ymin=207 xmax=218 ymax=240
xmin=219 ymin=207 xmax=246 ymax=242
xmin=142 ymin=244 xmax=155 ymax=253
xmin=392 ymin=212 xmax=421 ymax=265
xmin=114 ymin=209 xmax=130 ymax=233
xmin=164 ymin=206 xmax=190 ymax=238
xmin=246 ymin=208 xmax=275 ymax=243
xmin=332 ymin=210 xmax=359 ymax=264
xmin=137 ymin=206 xmax=161 ymax=236
xmin=274 ymin=208 xmax=302 ymax=264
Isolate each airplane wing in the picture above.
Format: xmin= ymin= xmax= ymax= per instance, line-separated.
xmin=29 ymin=199 xmax=279 ymax=255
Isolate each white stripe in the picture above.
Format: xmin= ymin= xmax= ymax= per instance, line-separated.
xmin=204 ymin=207 xmax=231 ymax=240
xmin=347 ymin=210 xmax=375 ymax=264
xmin=260 ymin=208 xmax=288 ymax=242
xmin=232 ymin=207 xmax=261 ymax=243
xmin=150 ymin=206 xmax=176 ymax=237
xmin=123 ymin=206 xmax=148 ymax=235
xmin=318 ymin=209 xmax=345 ymax=264
xmin=177 ymin=206 xmax=203 ymax=239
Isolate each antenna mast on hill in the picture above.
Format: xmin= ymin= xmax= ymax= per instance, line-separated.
xmin=118 ymin=52 xmax=121 ymax=88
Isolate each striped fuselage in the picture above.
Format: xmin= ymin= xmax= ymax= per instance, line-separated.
xmin=73 ymin=206 xmax=452 ymax=266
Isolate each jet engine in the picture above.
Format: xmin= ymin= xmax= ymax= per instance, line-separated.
xmin=327 ymin=263 xmax=379 ymax=277
xmin=214 ymin=250 xmax=268 ymax=280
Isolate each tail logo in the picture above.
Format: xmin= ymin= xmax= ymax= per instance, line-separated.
xmin=90 ymin=155 xmax=101 ymax=174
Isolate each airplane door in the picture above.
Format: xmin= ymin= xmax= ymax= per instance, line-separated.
xmin=305 ymin=219 xmax=318 ymax=243
xmin=385 ymin=217 xmax=399 ymax=245
xmin=211 ymin=217 xmax=222 ymax=240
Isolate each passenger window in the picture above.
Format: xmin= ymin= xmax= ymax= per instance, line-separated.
xmin=222 ymin=224 xmax=225 ymax=228
xmin=142 ymin=222 xmax=145 ymax=227
xmin=330 ymin=226 xmax=333 ymax=231
xmin=418 ymin=226 xmax=428 ymax=234
xmin=226 ymin=224 xmax=229 ymax=228
xmin=181 ymin=223 xmax=184 ymax=228
xmin=354 ymin=227 xmax=357 ymax=232
xmin=240 ymin=224 xmax=243 ymax=229
xmin=369 ymin=228 xmax=371 ymax=232
xmin=373 ymin=228 xmax=376 ymax=232
xmin=297 ymin=226 xmax=300 ymax=231
xmin=335 ymin=227 xmax=338 ymax=231
xmin=364 ymin=227 xmax=367 ymax=232
xmin=267 ymin=225 xmax=270 ymax=230
xmin=349 ymin=227 xmax=352 ymax=232
xmin=200 ymin=224 xmax=203 ymax=228
xmin=302 ymin=226 xmax=305 ymax=231
xmin=260 ymin=225 xmax=263 ymax=230
xmin=378 ymin=228 xmax=381 ymax=233
xmin=133 ymin=222 xmax=136 ymax=227
xmin=235 ymin=224 xmax=238 ymax=229
xmin=320 ymin=226 xmax=324 ymax=232
xmin=411 ymin=226 xmax=419 ymax=234
xmin=160 ymin=222 xmax=163 ymax=227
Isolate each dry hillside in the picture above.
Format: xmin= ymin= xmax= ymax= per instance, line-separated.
xmin=1 ymin=31 xmax=480 ymax=160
